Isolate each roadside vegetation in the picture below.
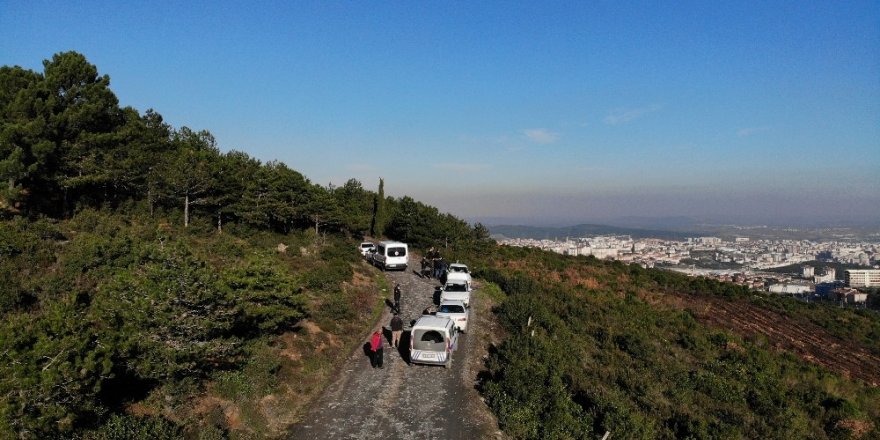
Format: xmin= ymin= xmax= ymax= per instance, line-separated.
xmin=473 ymin=246 xmax=880 ymax=439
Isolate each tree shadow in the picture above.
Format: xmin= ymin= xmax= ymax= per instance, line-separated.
xmin=398 ymin=331 xmax=412 ymax=364
xmin=362 ymin=342 xmax=372 ymax=359
xmin=384 ymin=298 xmax=400 ymax=314
xmin=474 ymin=343 xmax=500 ymax=393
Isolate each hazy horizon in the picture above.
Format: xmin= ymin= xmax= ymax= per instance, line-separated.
xmin=3 ymin=1 xmax=878 ymax=224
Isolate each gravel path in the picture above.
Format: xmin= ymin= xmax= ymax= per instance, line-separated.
xmin=288 ymin=263 xmax=503 ymax=439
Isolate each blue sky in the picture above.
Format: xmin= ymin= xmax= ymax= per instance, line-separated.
xmin=2 ymin=1 xmax=879 ymax=225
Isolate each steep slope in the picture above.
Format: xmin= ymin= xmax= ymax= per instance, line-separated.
xmin=474 ymin=246 xmax=880 ymax=439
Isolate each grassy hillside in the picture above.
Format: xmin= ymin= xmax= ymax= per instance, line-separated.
xmin=0 ymin=51 xmax=494 ymax=438
xmin=0 ymin=211 xmax=389 ymax=439
xmin=4 ymin=52 xmax=879 ymax=440
xmin=472 ymin=246 xmax=880 ymax=439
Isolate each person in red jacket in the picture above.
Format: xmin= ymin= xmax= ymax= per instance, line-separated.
xmin=369 ymin=330 xmax=384 ymax=368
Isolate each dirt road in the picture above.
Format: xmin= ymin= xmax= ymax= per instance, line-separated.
xmin=288 ymin=263 xmax=503 ymax=439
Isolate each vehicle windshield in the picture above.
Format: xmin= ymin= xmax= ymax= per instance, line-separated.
xmin=439 ymin=304 xmax=465 ymax=313
xmin=388 ymin=247 xmax=406 ymax=257
xmin=412 ymin=329 xmax=446 ymax=351
xmin=450 ymin=266 xmax=468 ymax=273
xmin=444 ymin=283 xmax=467 ymax=292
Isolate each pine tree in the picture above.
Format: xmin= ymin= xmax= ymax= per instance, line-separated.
xmin=371 ymin=177 xmax=385 ymax=237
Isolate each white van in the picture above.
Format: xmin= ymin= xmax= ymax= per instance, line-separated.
xmin=372 ymin=241 xmax=408 ymax=271
xmin=410 ymin=315 xmax=459 ymax=368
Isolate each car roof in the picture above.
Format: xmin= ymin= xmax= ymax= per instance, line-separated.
xmin=449 ymin=263 xmax=468 ymax=268
xmin=438 ymin=299 xmax=466 ymax=307
xmin=413 ymin=315 xmax=453 ymax=330
xmin=377 ymin=240 xmax=407 ymax=246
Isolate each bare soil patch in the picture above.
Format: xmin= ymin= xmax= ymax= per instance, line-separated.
xmin=655 ymin=292 xmax=880 ymax=386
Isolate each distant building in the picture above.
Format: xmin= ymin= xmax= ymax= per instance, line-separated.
xmin=698 ymin=237 xmax=722 ymax=245
xmin=844 ymin=269 xmax=880 ymax=288
xmin=768 ymin=283 xmax=812 ymax=295
xmin=816 ymin=281 xmax=845 ymax=298
xmin=831 ymin=288 xmax=868 ymax=304
xmin=735 ymin=237 xmax=750 ymax=242
xmin=802 ymin=265 xmax=814 ymax=279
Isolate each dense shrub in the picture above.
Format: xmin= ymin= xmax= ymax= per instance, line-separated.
xmin=83 ymin=414 xmax=181 ymax=440
xmin=220 ymin=255 xmax=306 ymax=334
xmin=479 ymin=250 xmax=880 ymax=439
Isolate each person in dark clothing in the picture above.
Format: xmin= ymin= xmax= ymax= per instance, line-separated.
xmin=390 ymin=314 xmax=403 ymax=348
xmin=369 ymin=330 xmax=383 ymax=368
xmin=393 ymin=283 xmax=402 ymax=314
xmin=421 ymin=257 xmax=431 ymax=278
xmin=436 ymin=258 xmax=447 ymax=281
xmin=433 ymin=257 xmax=443 ymax=279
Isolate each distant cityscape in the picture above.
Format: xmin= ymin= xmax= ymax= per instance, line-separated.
xmin=496 ymin=234 xmax=880 ymax=305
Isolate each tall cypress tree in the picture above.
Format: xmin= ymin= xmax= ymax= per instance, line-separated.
xmin=370 ymin=177 xmax=385 ymax=237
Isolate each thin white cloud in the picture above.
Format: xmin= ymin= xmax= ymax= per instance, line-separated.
xmin=603 ymin=104 xmax=662 ymax=125
xmin=432 ymin=163 xmax=489 ymax=172
xmin=523 ymin=129 xmax=560 ymax=144
xmin=737 ymin=126 xmax=770 ymax=137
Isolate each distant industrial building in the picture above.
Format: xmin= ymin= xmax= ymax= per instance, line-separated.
xmin=845 ymin=269 xmax=880 ymax=288
xmin=831 ymin=288 xmax=868 ymax=304
xmin=816 ymin=281 xmax=846 ymax=298
xmin=768 ymin=283 xmax=812 ymax=295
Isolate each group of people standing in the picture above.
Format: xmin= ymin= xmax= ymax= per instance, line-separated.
xmin=368 ymin=283 xmax=405 ymax=369
xmin=420 ymin=247 xmax=447 ymax=280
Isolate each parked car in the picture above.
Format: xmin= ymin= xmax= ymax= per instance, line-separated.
xmin=358 ymin=242 xmax=376 ymax=257
xmin=436 ymin=299 xmax=469 ymax=333
xmin=409 ymin=315 xmax=459 ymax=368
xmin=371 ymin=240 xmax=408 ymax=271
xmin=440 ymin=279 xmax=471 ymax=308
xmin=445 ymin=262 xmax=472 ymax=289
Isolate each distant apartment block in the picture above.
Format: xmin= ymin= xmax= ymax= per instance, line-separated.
xmin=844 ymin=269 xmax=880 ymax=288
xmin=802 ymin=265 xmax=814 ymax=279
xmin=691 ymin=237 xmax=722 ymax=245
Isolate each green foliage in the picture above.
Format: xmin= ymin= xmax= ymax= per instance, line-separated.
xmin=214 ymin=344 xmax=280 ymax=402
xmin=0 ymin=52 xmax=445 ymax=438
xmin=83 ymin=414 xmax=181 ymax=440
xmin=370 ymin=177 xmax=385 ymax=237
xmin=0 ymin=213 xmax=324 ymax=437
xmin=220 ymin=255 xmax=306 ymax=334
xmin=0 ymin=299 xmax=114 ymax=438
xmin=91 ymin=243 xmax=241 ymax=381
xmin=479 ymin=249 xmax=880 ymax=439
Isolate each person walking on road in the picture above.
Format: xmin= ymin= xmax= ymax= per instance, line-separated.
xmin=369 ymin=330 xmax=384 ymax=368
xmin=390 ymin=314 xmax=403 ymax=349
xmin=393 ymin=283 xmax=402 ymax=314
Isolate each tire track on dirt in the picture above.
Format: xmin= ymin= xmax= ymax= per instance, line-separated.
xmin=685 ymin=294 xmax=880 ymax=385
